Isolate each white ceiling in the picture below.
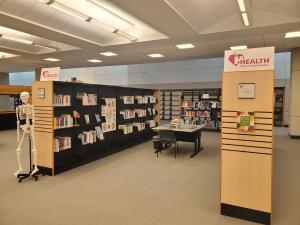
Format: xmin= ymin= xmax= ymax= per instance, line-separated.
xmin=0 ymin=0 xmax=300 ymax=73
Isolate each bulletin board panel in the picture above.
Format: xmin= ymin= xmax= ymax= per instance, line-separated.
xmin=221 ymin=70 xmax=274 ymax=225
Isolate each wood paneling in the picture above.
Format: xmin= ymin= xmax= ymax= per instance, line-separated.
xmin=35 ymin=131 xmax=53 ymax=169
xmin=154 ymin=90 xmax=160 ymax=124
xmin=222 ymin=123 xmax=273 ymax=130
xmin=221 ymin=150 xmax=272 ymax=212
xmin=222 ymin=128 xmax=272 ymax=136
xmin=0 ymin=85 xmax=31 ymax=95
xmin=222 ymin=144 xmax=272 ymax=154
xmin=222 ymin=133 xmax=273 ymax=142
xmin=32 ymin=81 xmax=53 ymax=106
xmin=32 ymin=81 xmax=54 ymax=174
xmin=222 ymin=70 xmax=274 ymax=112
xmin=221 ymin=69 xmax=274 ymax=217
xmin=222 ymin=139 xmax=272 ymax=148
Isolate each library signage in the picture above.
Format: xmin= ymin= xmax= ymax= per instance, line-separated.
xmin=224 ymin=47 xmax=274 ymax=72
xmin=40 ymin=67 xmax=60 ymax=81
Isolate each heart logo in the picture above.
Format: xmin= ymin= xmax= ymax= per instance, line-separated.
xmin=228 ymin=53 xmax=244 ymax=66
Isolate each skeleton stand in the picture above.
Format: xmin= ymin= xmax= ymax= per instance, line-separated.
xmin=17 ymin=136 xmax=39 ymax=183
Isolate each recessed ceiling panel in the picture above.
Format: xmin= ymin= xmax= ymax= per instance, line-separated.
xmin=0 ymin=26 xmax=79 ymax=54
xmin=1 ymin=0 xmax=168 ymax=46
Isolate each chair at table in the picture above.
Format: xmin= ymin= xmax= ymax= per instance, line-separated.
xmin=155 ymin=130 xmax=178 ymax=158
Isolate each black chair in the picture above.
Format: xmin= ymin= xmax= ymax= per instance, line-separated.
xmin=155 ymin=130 xmax=178 ymax=158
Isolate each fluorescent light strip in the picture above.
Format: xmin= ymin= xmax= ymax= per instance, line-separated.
xmin=100 ymin=52 xmax=117 ymax=56
xmin=148 ymin=54 xmax=164 ymax=58
xmin=0 ymin=51 xmax=19 ymax=58
xmin=230 ymin=45 xmax=247 ymax=50
xmin=89 ymin=18 xmax=117 ymax=33
xmin=0 ymin=34 xmax=33 ymax=45
xmin=87 ymin=59 xmax=102 ymax=63
xmin=176 ymin=43 xmax=195 ymax=49
xmin=285 ymin=31 xmax=300 ymax=38
xmin=115 ymin=30 xmax=137 ymax=42
xmin=34 ymin=44 xmax=58 ymax=51
xmin=39 ymin=0 xmax=138 ymax=42
xmin=44 ymin=58 xmax=61 ymax=61
xmin=88 ymin=0 xmax=134 ymax=26
xmin=237 ymin=0 xmax=246 ymax=12
xmin=242 ymin=12 xmax=249 ymax=26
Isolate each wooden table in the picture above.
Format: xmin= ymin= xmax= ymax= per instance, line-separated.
xmin=152 ymin=124 xmax=205 ymax=157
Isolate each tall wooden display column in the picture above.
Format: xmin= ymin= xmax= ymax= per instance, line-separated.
xmin=221 ymin=47 xmax=274 ymax=225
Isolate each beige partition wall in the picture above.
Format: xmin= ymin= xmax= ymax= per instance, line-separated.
xmin=221 ymin=70 xmax=274 ymax=225
xmin=32 ymin=81 xmax=54 ymax=175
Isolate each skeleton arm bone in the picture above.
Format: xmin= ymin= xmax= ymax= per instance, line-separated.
xmin=16 ymin=107 xmax=20 ymax=143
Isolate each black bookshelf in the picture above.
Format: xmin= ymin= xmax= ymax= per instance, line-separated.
xmin=274 ymin=87 xmax=284 ymax=127
xmin=52 ymin=82 xmax=157 ymax=174
xmin=180 ymin=89 xmax=222 ymax=131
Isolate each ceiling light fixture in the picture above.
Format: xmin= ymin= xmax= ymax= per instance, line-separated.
xmin=285 ymin=31 xmax=300 ymax=38
xmin=242 ymin=12 xmax=249 ymax=26
xmin=0 ymin=34 xmax=33 ymax=45
xmin=88 ymin=0 xmax=134 ymax=26
xmin=237 ymin=0 xmax=246 ymax=12
xmin=230 ymin=45 xmax=247 ymax=50
xmin=87 ymin=59 xmax=102 ymax=63
xmin=148 ymin=54 xmax=164 ymax=58
xmin=34 ymin=44 xmax=58 ymax=51
xmin=176 ymin=43 xmax=195 ymax=49
xmin=39 ymin=0 xmax=138 ymax=42
xmin=0 ymin=51 xmax=19 ymax=59
xmin=100 ymin=52 xmax=117 ymax=56
xmin=44 ymin=58 xmax=61 ymax=62
xmin=39 ymin=0 xmax=90 ymax=21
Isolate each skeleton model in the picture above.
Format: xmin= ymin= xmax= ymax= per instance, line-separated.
xmin=14 ymin=92 xmax=39 ymax=177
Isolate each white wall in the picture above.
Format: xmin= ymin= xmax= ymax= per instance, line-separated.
xmin=58 ymin=52 xmax=291 ymax=85
xmin=9 ymin=71 xmax=35 ymax=85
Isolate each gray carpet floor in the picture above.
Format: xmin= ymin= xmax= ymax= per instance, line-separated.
xmin=0 ymin=128 xmax=299 ymax=225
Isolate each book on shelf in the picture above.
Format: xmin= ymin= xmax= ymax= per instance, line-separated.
xmin=146 ymin=120 xmax=156 ymax=128
xmin=119 ymin=123 xmax=133 ymax=134
xmin=135 ymin=96 xmax=148 ymax=104
xmin=101 ymin=98 xmax=116 ymax=132
xmin=95 ymin=126 xmax=104 ymax=140
xmin=120 ymin=109 xmax=135 ymax=119
xmin=73 ymin=110 xmax=80 ymax=126
xmin=121 ymin=96 xmax=134 ymax=104
xmin=148 ymin=96 xmax=157 ymax=103
xmin=54 ymin=114 xmax=73 ymax=129
xmin=54 ymin=136 xmax=71 ymax=152
xmin=134 ymin=109 xmax=147 ymax=117
xmin=78 ymin=130 xmax=97 ymax=145
xmin=133 ymin=122 xmax=145 ymax=131
xmin=85 ymin=115 xmax=90 ymax=124
xmin=95 ymin=114 xmax=101 ymax=122
xmin=54 ymin=94 xmax=71 ymax=106
xmin=76 ymin=93 xmax=97 ymax=106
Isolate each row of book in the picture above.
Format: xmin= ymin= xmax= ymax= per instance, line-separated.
xmin=121 ymin=96 xmax=157 ymax=104
xmin=77 ymin=126 xmax=104 ymax=145
xmin=135 ymin=109 xmax=147 ymax=117
xmin=146 ymin=120 xmax=156 ymax=128
xmin=121 ymin=96 xmax=135 ymax=104
xmin=182 ymin=110 xmax=220 ymax=118
xmin=54 ymin=114 xmax=73 ymax=129
xmin=54 ymin=94 xmax=71 ymax=106
xmin=133 ymin=122 xmax=145 ymax=131
xmin=76 ymin=93 xmax=97 ymax=106
xmin=120 ymin=110 xmax=135 ymax=119
xmin=119 ymin=124 xmax=133 ymax=134
xmin=181 ymin=101 xmax=220 ymax=109
xmin=54 ymin=136 xmax=71 ymax=152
